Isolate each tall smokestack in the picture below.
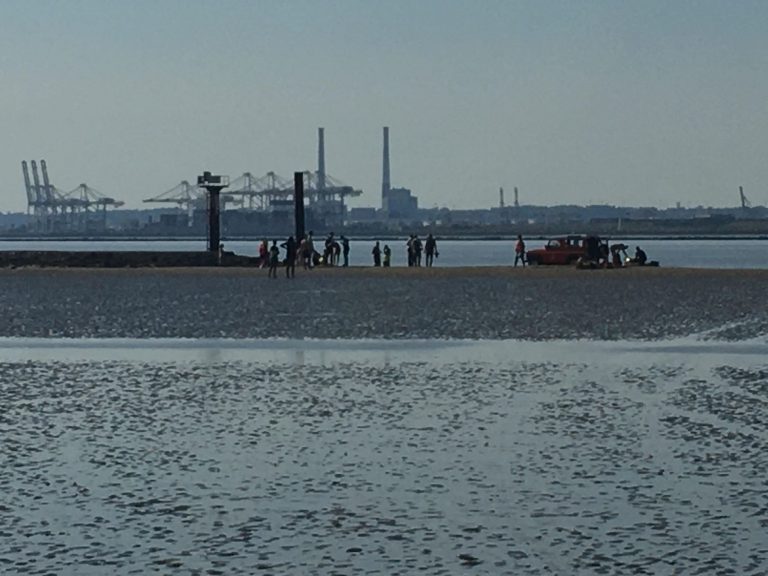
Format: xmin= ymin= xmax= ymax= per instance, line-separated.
xmin=499 ymin=187 xmax=505 ymax=208
xmin=317 ymin=127 xmax=326 ymax=192
xmin=382 ymin=126 xmax=390 ymax=211
xmin=514 ymin=186 xmax=520 ymax=208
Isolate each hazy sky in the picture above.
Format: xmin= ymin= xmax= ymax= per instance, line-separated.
xmin=2 ymin=0 xmax=767 ymax=211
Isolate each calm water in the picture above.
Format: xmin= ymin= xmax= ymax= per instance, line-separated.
xmin=0 ymin=238 xmax=765 ymax=268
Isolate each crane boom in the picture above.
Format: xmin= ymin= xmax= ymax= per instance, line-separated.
xmin=30 ymin=161 xmax=44 ymax=208
xmin=21 ymin=161 xmax=35 ymax=209
xmin=40 ymin=160 xmax=55 ymax=203
xmin=739 ymin=186 xmax=751 ymax=209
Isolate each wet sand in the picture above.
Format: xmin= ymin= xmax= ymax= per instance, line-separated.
xmin=1 ymin=341 xmax=766 ymax=575
xmin=2 ymin=268 xmax=767 ymax=574
xmin=0 ymin=266 xmax=767 ymax=340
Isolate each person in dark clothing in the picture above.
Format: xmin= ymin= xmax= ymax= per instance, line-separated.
xmin=406 ymin=235 xmax=415 ymax=267
xmin=281 ymin=236 xmax=297 ymax=278
xmin=383 ymin=244 xmax=391 ymax=267
xmin=323 ymin=232 xmax=335 ymax=266
xmin=372 ymin=241 xmax=382 ymax=267
xmin=268 ymin=240 xmax=280 ymax=278
xmin=424 ymin=234 xmax=438 ymax=267
xmin=634 ymin=246 xmax=648 ymax=265
xmin=514 ymin=235 xmax=526 ymax=267
xmin=341 ymin=235 xmax=350 ymax=267
xmin=413 ymin=236 xmax=423 ymax=267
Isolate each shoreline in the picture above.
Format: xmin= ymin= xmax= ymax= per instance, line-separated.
xmin=1 ymin=264 xmax=767 ymax=276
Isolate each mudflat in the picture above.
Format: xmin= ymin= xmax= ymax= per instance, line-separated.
xmin=0 ymin=266 xmax=765 ymax=339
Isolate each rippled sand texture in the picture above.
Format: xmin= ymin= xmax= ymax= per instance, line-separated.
xmin=1 ymin=358 xmax=766 ymax=575
xmin=1 ymin=267 xmax=768 ymax=339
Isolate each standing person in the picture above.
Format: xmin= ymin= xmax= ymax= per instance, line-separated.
xmin=413 ymin=235 xmax=423 ymax=267
xmin=268 ymin=240 xmax=280 ymax=278
xmin=298 ymin=235 xmax=309 ymax=270
xmin=383 ymin=244 xmax=392 ymax=267
xmin=372 ymin=241 xmax=382 ymax=267
xmin=514 ymin=234 xmax=526 ymax=267
xmin=331 ymin=240 xmax=341 ymax=266
xmin=258 ymin=239 xmax=268 ymax=268
xmin=406 ymin=235 xmax=415 ymax=267
xmin=281 ymin=235 xmax=297 ymax=278
xmin=424 ymin=234 xmax=438 ymax=267
xmin=324 ymin=232 xmax=335 ymax=266
xmin=341 ymin=235 xmax=350 ymax=267
xmin=305 ymin=232 xmax=315 ymax=269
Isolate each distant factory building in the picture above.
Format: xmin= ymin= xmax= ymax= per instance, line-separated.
xmin=348 ymin=207 xmax=379 ymax=222
xmin=380 ymin=126 xmax=419 ymax=221
xmin=385 ymin=187 xmax=418 ymax=219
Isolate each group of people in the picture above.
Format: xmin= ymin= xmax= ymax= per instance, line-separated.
xmin=321 ymin=232 xmax=351 ymax=267
xmin=258 ymin=231 xmax=353 ymax=278
xmin=602 ymin=243 xmax=648 ymax=267
xmin=371 ymin=233 xmax=439 ymax=267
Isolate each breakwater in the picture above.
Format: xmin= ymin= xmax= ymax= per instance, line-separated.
xmin=0 ymin=250 xmax=258 ymax=268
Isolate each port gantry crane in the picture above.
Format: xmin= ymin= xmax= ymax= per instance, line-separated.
xmin=143 ymin=180 xmax=206 ymax=225
xmin=301 ymin=170 xmax=362 ymax=227
xmin=224 ymin=171 xmax=293 ymax=210
xmin=21 ymin=160 xmax=124 ymax=232
xmin=145 ymin=166 xmax=362 ymax=229
xmin=61 ymin=183 xmax=125 ymax=230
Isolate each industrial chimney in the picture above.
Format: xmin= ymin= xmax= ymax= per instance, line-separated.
xmin=317 ymin=127 xmax=326 ymax=192
xmin=499 ymin=187 xmax=505 ymax=208
xmin=382 ymin=126 xmax=390 ymax=211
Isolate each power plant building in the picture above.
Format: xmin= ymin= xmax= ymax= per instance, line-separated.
xmin=385 ymin=187 xmax=418 ymax=219
xmin=380 ymin=126 xmax=419 ymax=221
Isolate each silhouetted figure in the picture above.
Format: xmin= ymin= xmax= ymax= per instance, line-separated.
xmin=258 ymin=240 xmax=268 ymax=268
xmin=304 ymin=232 xmax=315 ymax=269
xmin=610 ymin=243 xmax=628 ymax=268
xmin=425 ymin=234 xmax=438 ymax=267
xmin=383 ymin=244 xmax=391 ymax=267
xmin=324 ymin=232 xmax=335 ymax=265
xmin=372 ymin=241 xmax=382 ymax=267
xmin=406 ymin=235 xmax=415 ymax=267
xmin=413 ymin=236 xmax=423 ymax=266
xmin=281 ymin=235 xmax=297 ymax=278
xmin=268 ymin=240 xmax=280 ymax=278
xmin=585 ymin=236 xmax=601 ymax=263
xmin=514 ymin=234 xmax=526 ymax=267
xmin=634 ymin=246 xmax=648 ymax=265
xmin=341 ymin=235 xmax=350 ymax=267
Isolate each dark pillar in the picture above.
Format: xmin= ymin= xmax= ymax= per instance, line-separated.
xmin=197 ymin=171 xmax=228 ymax=253
xmin=207 ymin=188 xmax=221 ymax=252
xmin=294 ymin=171 xmax=305 ymax=240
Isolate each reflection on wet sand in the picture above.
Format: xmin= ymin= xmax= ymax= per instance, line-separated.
xmin=1 ymin=339 xmax=766 ymax=575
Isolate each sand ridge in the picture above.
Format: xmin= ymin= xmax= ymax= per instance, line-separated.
xmin=0 ymin=266 xmax=766 ymax=340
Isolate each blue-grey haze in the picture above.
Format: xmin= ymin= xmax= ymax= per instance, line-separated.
xmin=2 ymin=0 xmax=767 ymax=211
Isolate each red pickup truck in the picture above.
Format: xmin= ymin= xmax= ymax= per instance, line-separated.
xmin=525 ymin=235 xmax=607 ymax=265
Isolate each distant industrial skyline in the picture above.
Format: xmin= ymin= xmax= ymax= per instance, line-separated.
xmin=2 ymin=0 xmax=767 ymax=212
